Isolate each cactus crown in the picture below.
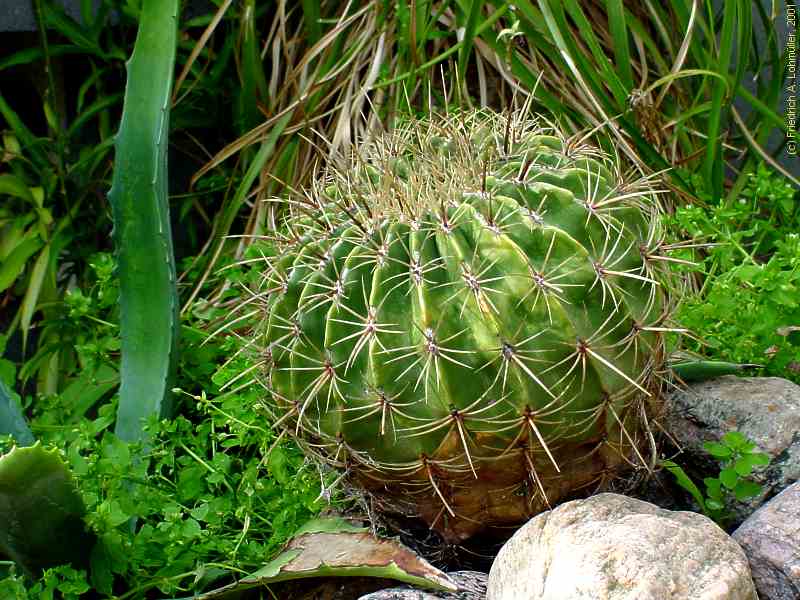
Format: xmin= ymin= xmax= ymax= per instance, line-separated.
xmin=247 ymin=109 xmax=678 ymax=541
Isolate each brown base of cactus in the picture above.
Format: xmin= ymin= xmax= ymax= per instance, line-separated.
xmin=352 ymin=420 xmax=655 ymax=542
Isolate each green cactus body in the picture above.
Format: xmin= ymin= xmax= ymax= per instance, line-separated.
xmin=255 ymin=111 xmax=674 ymax=541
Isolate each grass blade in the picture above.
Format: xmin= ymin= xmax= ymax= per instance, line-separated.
xmin=0 ymin=236 xmax=44 ymax=294
xmin=182 ymin=112 xmax=292 ymax=312
xmin=301 ymin=0 xmax=322 ymax=46
xmin=661 ymin=459 xmax=707 ymax=514
xmin=605 ymin=0 xmax=634 ymax=91
xmin=457 ymin=0 xmax=484 ymax=95
xmin=0 ymin=93 xmax=48 ymax=169
xmin=41 ymin=0 xmax=105 ymax=58
xmin=703 ymin=0 xmax=737 ymax=199
xmin=561 ymin=0 xmax=627 ymax=105
xmin=236 ymin=0 xmax=269 ymax=133
xmin=109 ymin=0 xmax=180 ymax=443
xmin=20 ymin=244 xmax=50 ymax=351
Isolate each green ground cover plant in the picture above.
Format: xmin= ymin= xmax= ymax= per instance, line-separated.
xmin=670 ymin=165 xmax=800 ymax=384
xmin=662 ymin=430 xmax=770 ymax=527
xmin=1 ymin=252 xmax=328 ymax=598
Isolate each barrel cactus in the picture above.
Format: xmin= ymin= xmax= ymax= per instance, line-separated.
xmin=253 ymin=109 xmax=677 ymax=541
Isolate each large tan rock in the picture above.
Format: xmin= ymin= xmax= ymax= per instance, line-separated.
xmin=487 ymin=493 xmax=757 ymax=600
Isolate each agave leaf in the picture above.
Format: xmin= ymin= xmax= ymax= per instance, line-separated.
xmin=109 ymin=0 xmax=180 ymax=443
xmin=186 ymin=518 xmax=457 ymax=599
xmin=0 ymin=443 xmax=94 ymax=575
xmin=0 ymin=379 xmax=33 ymax=446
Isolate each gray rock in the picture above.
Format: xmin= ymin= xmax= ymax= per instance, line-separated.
xmin=733 ymin=482 xmax=800 ymax=600
xmin=0 ymin=0 xmax=87 ymax=32
xmin=666 ymin=376 xmax=800 ymax=523
xmin=486 ymin=493 xmax=757 ymax=600
xmin=358 ymin=571 xmax=487 ymax=600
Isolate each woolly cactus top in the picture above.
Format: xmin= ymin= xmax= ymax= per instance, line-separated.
xmin=252 ymin=110 xmax=678 ymax=540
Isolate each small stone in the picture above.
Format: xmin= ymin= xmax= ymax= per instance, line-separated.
xmin=486 ymin=493 xmax=757 ymax=600
xmin=358 ymin=571 xmax=487 ymax=600
xmin=733 ymin=482 xmax=800 ymax=600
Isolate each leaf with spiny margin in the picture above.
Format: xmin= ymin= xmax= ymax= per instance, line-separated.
xmin=176 ymin=517 xmax=457 ymax=599
xmin=0 ymin=443 xmax=94 ymax=575
xmin=109 ymin=0 xmax=180 ymax=443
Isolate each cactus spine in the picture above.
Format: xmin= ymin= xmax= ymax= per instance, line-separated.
xmin=252 ymin=110 xmax=677 ymax=541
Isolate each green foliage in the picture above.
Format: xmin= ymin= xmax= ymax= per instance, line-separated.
xmin=669 ymin=165 xmax=800 ymax=383
xmin=0 ymin=0 xmax=129 ymax=396
xmin=0 ymin=0 xmax=242 ymax=400
xmin=0 ymin=565 xmax=91 ymax=600
xmin=0 ymin=333 xmax=328 ymax=597
xmin=662 ymin=430 xmax=770 ymax=526
xmin=1 ymin=246 xmax=328 ymax=595
xmin=17 ymin=254 xmax=120 ymax=427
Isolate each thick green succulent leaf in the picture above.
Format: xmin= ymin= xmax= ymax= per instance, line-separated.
xmin=0 ymin=379 xmax=33 ymax=446
xmin=0 ymin=443 xmax=94 ymax=574
xmin=670 ymin=360 xmax=762 ymax=382
xmin=184 ymin=518 xmax=457 ymax=599
xmin=109 ymin=0 xmax=180 ymax=443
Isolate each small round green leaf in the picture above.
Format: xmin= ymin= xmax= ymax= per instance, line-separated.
xmin=721 ymin=431 xmax=747 ymax=449
xmin=719 ymin=468 xmax=739 ymax=489
xmin=704 ymin=442 xmax=733 ymax=458
xmin=735 ymin=453 xmax=769 ymax=476
xmin=734 ymin=480 xmax=762 ymax=501
xmin=704 ymin=478 xmax=723 ymax=499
